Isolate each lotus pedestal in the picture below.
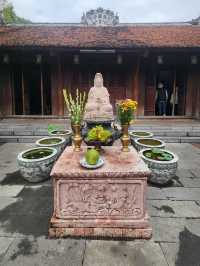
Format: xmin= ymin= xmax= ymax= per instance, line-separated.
xmin=49 ymin=146 xmax=152 ymax=239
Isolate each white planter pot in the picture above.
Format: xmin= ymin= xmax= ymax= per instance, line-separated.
xmin=36 ymin=137 xmax=66 ymax=156
xmin=129 ymin=131 xmax=154 ymax=140
xmin=48 ymin=130 xmax=72 ymax=145
xmin=17 ymin=147 xmax=57 ymax=183
xmin=134 ymin=137 xmax=165 ymax=151
xmin=129 ymin=131 xmax=154 ymax=146
xmin=139 ymin=148 xmax=178 ymax=185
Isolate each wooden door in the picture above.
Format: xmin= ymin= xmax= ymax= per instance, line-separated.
xmin=145 ymin=86 xmax=156 ymax=115
xmin=144 ymin=69 xmax=156 ymax=116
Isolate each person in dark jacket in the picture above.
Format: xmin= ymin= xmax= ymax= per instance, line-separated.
xmin=156 ymin=82 xmax=168 ymax=116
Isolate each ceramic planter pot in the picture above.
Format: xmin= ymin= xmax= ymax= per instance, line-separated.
xmin=139 ymin=148 xmax=178 ymax=185
xmin=48 ymin=129 xmax=72 ymax=145
xmin=134 ymin=137 xmax=165 ymax=151
xmin=17 ymin=147 xmax=57 ymax=183
xmin=36 ymin=136 xmax=66 ymax=156
xmin=129 ymin=130 xmax=153 ymax=140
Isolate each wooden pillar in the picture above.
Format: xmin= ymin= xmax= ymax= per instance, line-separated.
xmin=186 ymin=68 xmax=200 ymax=117
xmin=51 ymin=54 xmax=64 ymax=116
xmin=138 ymin=66 xmax=145 ymax=116
xmin=40 ymin=65 xmax=44 ymax=115
xmin=0 ymin=64 xmax=12 ymax=115
xmin=195 ymin=86 xmax=200 ymax=119
xmin=171 ymin=70 xmax=177 ymax=116
xmin=132 ymin=56 xmax=142 ymax=115
xmin=22 ymin=70 xmax=25 ymax=115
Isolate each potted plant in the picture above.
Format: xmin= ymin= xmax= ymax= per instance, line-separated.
xmin=48 ymin=124 xmax=72 ymax=144
xmin=139 ymin=148 xmax=178 ymax=185
xmin=36 ymin=136 xmax=66 ymax=156
xmin=117 ymin=99 xmax=137 ymax=152
xmin=63 ymin=89 xmax=87 ymax=151
xmin=17 ymin=147 xmax=57 ymax=183
xmin=134 ymin=137 xmax=165 ymax=151
xmin=84 ymin=125 xmax=113 ymax=151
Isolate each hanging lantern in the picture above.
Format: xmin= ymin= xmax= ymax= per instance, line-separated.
xmin=191 ymin=55 xmax=197 ymax=64
xmin=36 ymin=54 xmax=42 ymax=64
xmin=73 ymin=55 xmax=79 ymax=64
xmin=117 ymin=54 xmax=123 ymax=64
xmin=3 ymin=54 xmax=9 ymax=64
xmin=157 ymin=55 xmax=163 ymax=64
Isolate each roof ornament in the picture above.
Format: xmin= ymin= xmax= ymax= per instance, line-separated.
xmin=81 ymin=7 xmax=119 ymax=26
xmin=190 ymin=16 xmax=200 ymax=25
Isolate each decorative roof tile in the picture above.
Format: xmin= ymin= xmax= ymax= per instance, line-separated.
xmin=0 ymin=24 xmax=200 ymax=49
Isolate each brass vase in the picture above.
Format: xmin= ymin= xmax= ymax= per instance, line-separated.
xmin=121 ymin=124 xmax=130 ymax=152
xmin=72 ymin=124 xmax=82 ymax=152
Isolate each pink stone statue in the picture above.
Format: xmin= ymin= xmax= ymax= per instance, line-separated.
xmin=84 ymin=73 xmax=114 ymax=120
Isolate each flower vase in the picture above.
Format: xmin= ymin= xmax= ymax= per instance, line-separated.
xmin=72 ymin=124 xmax=82 ymax=152
xmin=121 ymin=124 xmax=130 ymax=152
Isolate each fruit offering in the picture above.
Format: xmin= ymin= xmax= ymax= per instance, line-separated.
xmin=85 ymin=148 xmax=100 ymax=165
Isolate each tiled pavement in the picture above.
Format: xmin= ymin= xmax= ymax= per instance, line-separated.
xmin=0 ymin=143 xmax=200 ymax=266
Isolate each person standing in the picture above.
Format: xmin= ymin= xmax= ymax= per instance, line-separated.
xmin=156 ymin=82 xmax=168 ymax=116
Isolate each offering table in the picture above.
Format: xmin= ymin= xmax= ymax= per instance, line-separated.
xmin=49 ymin=146 xmax=152 ymax=239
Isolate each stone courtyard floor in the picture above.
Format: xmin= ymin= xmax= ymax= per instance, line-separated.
xmin=0 ymin=142 xmax=200 ymax=266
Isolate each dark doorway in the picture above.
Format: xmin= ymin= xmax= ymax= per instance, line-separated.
xmin=155 ymin=70 xmax=174 ymax=116
xmin=13 ymin=65 xmax=23 ymax=115
xmin=155 ymin=69 xmax=187 ymax=116
xmin=12 ymin=63 xmax=52 ymax=115
xmin=24 ymin=65 xmax=41 ymax=115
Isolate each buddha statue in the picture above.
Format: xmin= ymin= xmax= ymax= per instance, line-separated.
xmin=84 ymin=73 xmax=114 ymax=121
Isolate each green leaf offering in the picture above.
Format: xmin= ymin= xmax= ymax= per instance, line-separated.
xmin=47 ymin=124 xmax=63 ymax=134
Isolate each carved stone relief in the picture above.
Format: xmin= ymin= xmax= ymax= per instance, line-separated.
xmin=57 ymin=180 xmax=143 ymax=219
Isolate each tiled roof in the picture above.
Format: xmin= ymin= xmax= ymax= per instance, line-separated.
xmin=0 ymin=24 xmax=200 ymax=49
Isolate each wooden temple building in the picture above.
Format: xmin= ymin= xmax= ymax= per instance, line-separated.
xmin=0 ymin=8 xmax=200 ymax=118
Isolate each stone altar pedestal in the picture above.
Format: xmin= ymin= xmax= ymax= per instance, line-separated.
xmin=49 ymin=146 xmax=152 ymax=239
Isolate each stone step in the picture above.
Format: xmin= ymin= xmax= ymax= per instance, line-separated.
xmin=0 ymin=135 xmax=200 ymax=143
xmin=0 ymin=135 xmax=43 ymax=143
xmin=0 ymin=128 xmax=200 ymax=136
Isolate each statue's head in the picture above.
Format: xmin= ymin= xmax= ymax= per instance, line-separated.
xmin=94 ymin=73 xmax=103 ymax=88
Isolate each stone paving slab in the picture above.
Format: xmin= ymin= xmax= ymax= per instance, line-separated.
xmin=0 ymin=237 xmax=14 ymax=258
xmin=181 ymin=177 xmax=200 ymax=187
xmin=190 ymin=168 xmax=200 ymax=178
xmin=0 ymin=195 xmax=52 ymax=216
xmin=176 ymin=169 xmax=194 ymax=178
xmin=148 ymin=200 xmax=200 ymax=218
xmin=160 ymin=226 xmax=200 ymax=266
xmin=150 ymin=217 xmax=186 ymax=242
xmin=186 ymin=219 xmax=200 ymax=236
xmin=0 ymin=214 xmax=50 ymax=238
xmin=147 ymin=187 xmax=167 ymax=200
xmin=162 ymin=187 xmax=200 ymax=200
xmin=151 ymin=217 xmax=200 ymax=243
xmin=0 ymin=197 xmax=18 ymax=211
xmin=0 ymin=185 xmax=24 ymax=197
xmin=83 ymin=240 xmax=168 ymax=266
xmin=160 ymin=243 xmax=179 ymax=266
xmin=1 ymin=237 xmax=85 ymax=266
